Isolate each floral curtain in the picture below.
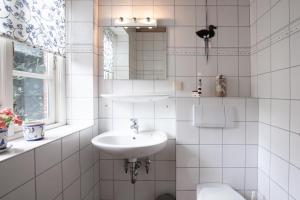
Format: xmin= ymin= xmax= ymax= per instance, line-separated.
xmin=0 ymin=0 xmax=66 ymax=56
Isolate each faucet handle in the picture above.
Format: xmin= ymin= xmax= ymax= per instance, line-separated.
xmin=130 ymin=118 xmax=138 ymax=123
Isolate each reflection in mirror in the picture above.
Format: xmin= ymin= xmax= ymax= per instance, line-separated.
xmin=103 ymin=27 xmax=167 ymax=80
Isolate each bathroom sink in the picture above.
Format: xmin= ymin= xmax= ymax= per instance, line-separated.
xmin=91 ymin=130 xmax=168 ymax=160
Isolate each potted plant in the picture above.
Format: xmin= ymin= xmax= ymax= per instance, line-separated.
xmin=0 ymin=108 xmax=22 ymax=149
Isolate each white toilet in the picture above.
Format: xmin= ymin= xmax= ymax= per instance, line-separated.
xmin=197 ymin=183 xmax=245 ymax=200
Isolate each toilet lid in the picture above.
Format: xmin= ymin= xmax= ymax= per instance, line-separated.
xmin=197 ymin=184 xmax=245 ymax=200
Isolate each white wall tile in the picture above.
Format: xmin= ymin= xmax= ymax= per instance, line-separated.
xmin=270 ymin=0 xmax=289 ymax=34
xmin=257 ymin=0 xmax=270 ymax=18
xmin=290 ymin=0 xmax=300 ymax=22
xmin=218 ymin=6 xmax=238 ymax=26
xmin=177 ymin=121 xmax=199 ymax=144
xmin=258 ymin=147 xmax=270 ymax=175
xmin=100 ymin=181 xmax=114 ymax=199
xmin=0 ymin=180 xmax=35 ymax=200
xmin=80 ymin=127 xmax=93 ymax=149
xmin=176 ymin=55 xmax=197 ymax=76
xmin=225 ymin=77 xmax=239 ymax=96
xmin=176 ymin=168 xmax=199 ymax=190
xmin=177 ymin=145 xmax=199 ymax=167
xmin=290 ymin=32 xmax=300 ymax=67
xmin=36 ymin=164 xmax=62 ymax=200
xmin=246 ymin=145 xmax=258 ymax=167
xmin=218 ymin=27 xmax=238 ymax=47
xmin=257 ymin=47 xmax=271 ymax=74
xmin=259 ymin=123 xmax=271 ymax=150
xmin=246 ymin=98 xmax=259 ymax=121
xmin=270 ymin=180 xmax=288 ymax=200
xmin=80 ymin=145 xmax=94 ymax=173
xmin=256 ymin=13 xmax=270 ymax=42
xmin=246 ymin=122 xmax=258 ymax=144
xmin=258 ymin=170 xmax=270 ymax=199
xmin=199 ymin=145 xmax=222 ymax=167
xmin=289 ymin=165 xmax=300 ymax=200
xmin=100 ymin=160 xmax=114 ymax=180
xmin=270 ymin=127 xmax=289 ymax=160
xmin=271 ymin=99 xmax=290 ymax=130
xmin=259 ymin=99 xmax=271 ymax=124
xmin=0 ymin=151 xmax=35 ymax=197
xmin=246 ymin=168 xmax=258 ymax=190
xmin=81 ymin=168 xmax=94 ymax=199
xmin=223 ymin=122 xmax=246 ymax=144
xmin=223 ymin=168 xmax=245 ymax=190
xmin=114 ymin=181 xmax=134 ymax=200
xmin=199 ymin=128 xmax=222 ymax=144
xmin=290 ymin=133 xmax=300 ymax=168
xmin=135 ymin=181 xmax=155 ymax=200
xmin=175 ymin=6 xmax=196 ymax=26
xmin=155 ymin=161 xmax=176 ymax=180
xmin=175 ymin=27 xmax=196 ymax=47
xmin=258 ymin=73 xmax=271 ymax=98
xmin=291 ymin=100 xmax=300 ymax=134
xmin=291 ymin=66 xmax=300 ymax=99
xmin=271 ymin=38 xmax=290 ymax=71
xmin=62 ymin=152 xmax=80 ymax=189
xmin=270 ymin=155 xmax=289 ymax=191
xmin=223 ymin=145 xmax=246 ymax=167
xmin=199 ymin=168 xmax=222 ymax=183
xmin=35 ymin=140 xmax=62 ymax=175
xmin=176 ymin=191 xmax=196 ymax=200
xmin=218 ymin=56 xmax=239 ymax=76
xmin=271 ymin=69 xmax=290 ymax=99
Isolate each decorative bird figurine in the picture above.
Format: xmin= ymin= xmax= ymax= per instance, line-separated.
xmin=196 ymin=25 xmax=217 ymax=39
xmin=196 ymin=25 xmax=217 ymax=62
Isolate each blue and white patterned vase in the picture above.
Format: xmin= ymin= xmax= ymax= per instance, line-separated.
xmin=23 ymin=123 xmax=45 ymax=141
xmin=0 ymin=129 xmax=8 ymax=149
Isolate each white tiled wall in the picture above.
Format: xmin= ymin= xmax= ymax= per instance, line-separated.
xmin=66 ymin=0 xmax=98 ymax=126
xmin=98 ymin=1 xmax=254 ymax=199
xmin=0 ymin=127 xmax=100 ymax=200
xmin=176 ymin=97 xmax=258 ymax=200
xmin=250 ymin=0 xmax=300 ymax=199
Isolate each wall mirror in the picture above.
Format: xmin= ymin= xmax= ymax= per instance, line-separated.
xmin=102 ymin=27 xmax=167 ymax=80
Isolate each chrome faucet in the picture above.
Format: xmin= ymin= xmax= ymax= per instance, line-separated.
xmin=130 ymin=118 xmax=139 ymax=133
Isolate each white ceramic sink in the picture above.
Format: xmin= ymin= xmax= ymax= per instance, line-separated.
xmin=91 ymin=130 xmax=168 ymax=159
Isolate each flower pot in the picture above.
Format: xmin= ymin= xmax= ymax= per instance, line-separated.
xmin=23 ymin=122 xmax=45 ymax=141
xmin=0 ymin=129 xmax=8 ymax=149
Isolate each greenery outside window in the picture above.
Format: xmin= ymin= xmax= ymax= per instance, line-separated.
xmin=0 ymin=38 xmax=66 ymax=136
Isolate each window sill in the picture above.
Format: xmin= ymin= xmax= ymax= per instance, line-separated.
xmin=0 ymin=122 xmax=93 ymax=163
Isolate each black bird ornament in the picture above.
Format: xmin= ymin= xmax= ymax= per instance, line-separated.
xmin=196 ymin=25 xmax=217 ymax=62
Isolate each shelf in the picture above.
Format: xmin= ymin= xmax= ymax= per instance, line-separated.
xmin=100 ymin=93 xmax=169 ymax=102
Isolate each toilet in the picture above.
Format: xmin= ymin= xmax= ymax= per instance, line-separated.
xmin=197 ymin=183 xmax=245 ymax=200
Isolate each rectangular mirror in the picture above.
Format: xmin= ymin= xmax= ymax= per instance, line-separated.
xmin=102 ymin=27 xmax=167 ymax=80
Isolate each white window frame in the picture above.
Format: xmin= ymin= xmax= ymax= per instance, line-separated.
xmin=0 ymin=38 xmax=66 ymax=137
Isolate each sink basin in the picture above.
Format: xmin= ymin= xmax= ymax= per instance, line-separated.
xmin=91 ymin=130 xmax=168 ymax=159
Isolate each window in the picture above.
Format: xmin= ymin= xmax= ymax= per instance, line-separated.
xmin=0 ymin=38 xmax=66 ymax=133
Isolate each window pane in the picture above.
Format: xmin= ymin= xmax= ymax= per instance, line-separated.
xmin=13 ymin=43 xmax=47 ymax=74
xmin=13 ymin=77 xmax=49 ymax=122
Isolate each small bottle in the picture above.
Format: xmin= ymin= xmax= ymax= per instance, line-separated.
xmin=197 ymin=79 xmax=202 ymax=95
xmin=216 ymin=75 xmax=226 ymax=97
